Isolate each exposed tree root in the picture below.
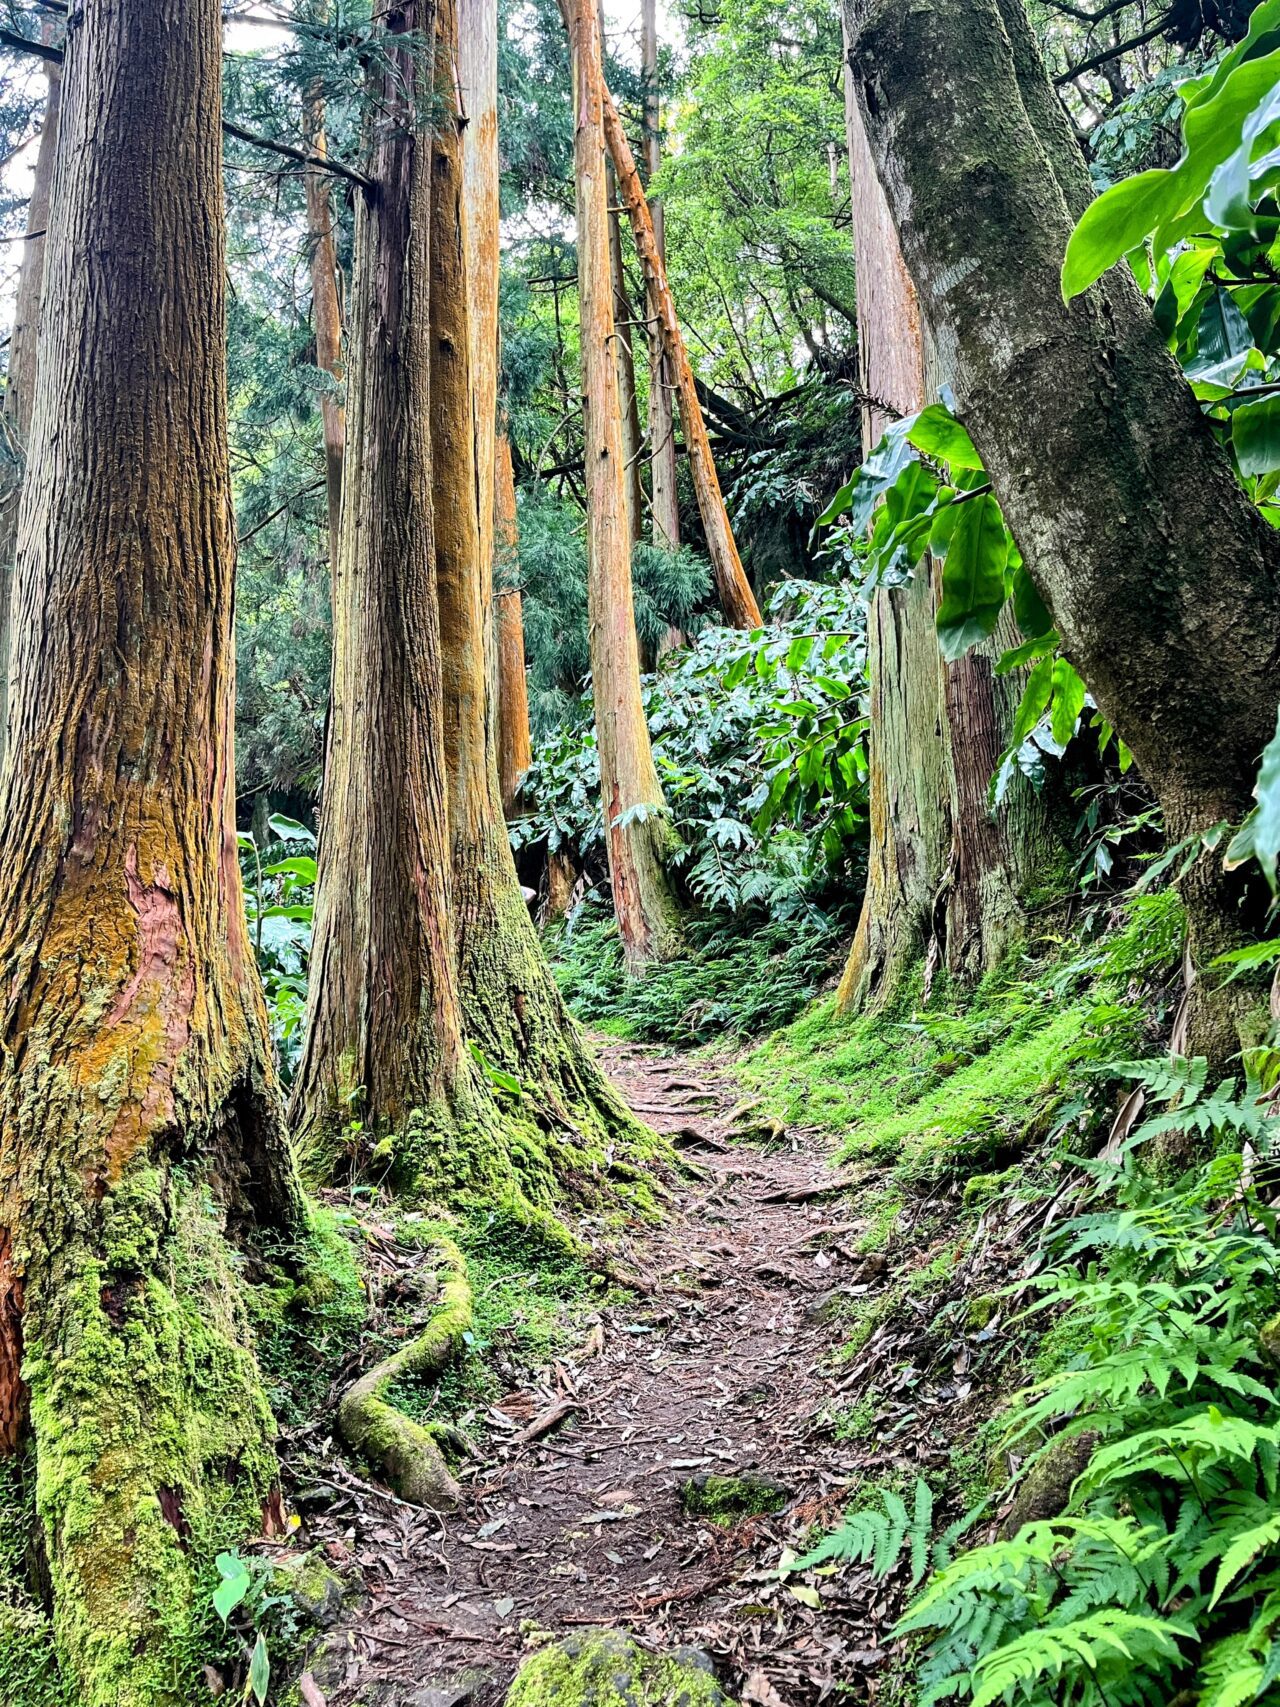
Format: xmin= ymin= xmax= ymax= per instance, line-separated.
xmin=337 ymin=1235 xmax=474 ymax=1508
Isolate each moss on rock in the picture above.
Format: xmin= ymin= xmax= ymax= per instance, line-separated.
xmin=504 ymin=1631 xmax=732 ymax=1707
xmin=680 ymin=1471 xmax=791 ymax=1520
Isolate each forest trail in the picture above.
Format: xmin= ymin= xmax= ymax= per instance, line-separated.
xmin=307 ymin=1040 xmax=905 ymax=1707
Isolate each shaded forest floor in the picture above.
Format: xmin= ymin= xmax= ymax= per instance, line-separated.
xmin=295 ymin=1038 xmax=940 ymax=1707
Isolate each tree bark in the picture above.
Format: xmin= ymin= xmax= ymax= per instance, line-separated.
xmin=846 ymin=0 xmax=1280 ymax=1060
xmin=495 ymin=429 xmax=533 ymax=818
xmin=600 ymin=85 xmax=763 ymax=630
xmin=459 ymin=0 xmax=501 ymax=740
xmin=430 ymin=0 xmax=640 ymax=1147
xmin=562 ymin=0 xmax=685 ymax=973
xmin=302 ymin=24 xmax=346 ymax=574
xmin=642 ymin=0 xmax=681 ymax=553
xmin=289 ymin=2 xmax=493 ymax=1166
xmin=0 ymin=48 xmax=60 ymax=770
xmin=836 ymin=7 xmax=1056 ymax=1012
xmin=0 ymin=0 xmax=305 ymax=1696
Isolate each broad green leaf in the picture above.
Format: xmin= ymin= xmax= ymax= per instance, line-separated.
xmin=1225 ymin=704 xmax=1280 ymax=886
xmin=935 ymin=494 xmax=1009 ymax=662
xmin=785 ymin=634 xmax=814 ymax=671
xmin=1232 ymin=391 xmax=1280 ymax=475
xmin=248 ymin=1631 xmax=270 ymax=1705
xmin=996 ymin=632 xmax=1058 ymax=674
xmin=212 ymin=1552 xmax=251 ymax=1624
xmin=1207 ymin=84 xmax=1280 ymax=230
xmin=1011 ymin=561 xmax=1052 ymax=641
xmin=1063 ymin=48 xmax=1280 ymax=299
xmin=1013 ymin=656 xmax=1054 ymax=744
xmin=267 ymin=812 xmax=315 ymax=846
xmin=906 ymin=405 xmax=984 ymax=471
xmin=1049 ymin=658 xmax=1087 ymax=748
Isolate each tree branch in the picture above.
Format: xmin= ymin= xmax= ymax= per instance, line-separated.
xmin=1055 ymin=9 xmax=1176 ymax=82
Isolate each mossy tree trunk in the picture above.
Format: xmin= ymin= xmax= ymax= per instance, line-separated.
xmin=835 ymin=8 xmax=1058 ymax=1013
xmin=0 ymin=42 xmax=60 ymax=770
xmin=601 ymin=84 xmax=762 ymax=631
xmin=289 ymin=1 xmax=498 ymax=1171
xmin=846 ymin=0 xmax=1280 ymax=1060
xmin=0 ymin=0 xmax=306 ymax=1697
xmin=563 ymin=0 xmax=685 ymax=974
xmin=430 ymin=0 xmax=640 ymax=1147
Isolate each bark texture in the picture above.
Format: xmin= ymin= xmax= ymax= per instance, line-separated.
xmin=303 ymin=35 xmax=346 ymax=573
xmin=564 ymin=0 xmax=684 ymax=973
xmin=430 ymin=0 xmax=640 ymax=1152
xmin=836 ymin=9 xmax=1057 ymax=1012
xmin=0 ymin=51 xmax=60 ymax=770
xmin=290 ymin=2 xmax=491 ymax=1176
xmin=600 ymin=86 xmax=762 ymax=630
xmin=495 ymin=431 xmax=533 ymax=817
xmin=0 ymin=1 xmax=305 ymax=1696
xmin=847 ymin=0 xmax=1280 ymax=1058
xmin=642 ymin=0 xmax=681 ymax=552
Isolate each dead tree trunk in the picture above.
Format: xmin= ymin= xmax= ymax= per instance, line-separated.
xmin=0 ymin=0 xmax=305 ymax=1695
xmin=600 ymin=85 xmax=763 ymax=630
xmin=562 ymin=0 xmax=684 ymax=972
xmin=847 ymin=0 xmax=1280 ymax=1060
xmin=0 ymin=48 xmax=60 ymax=768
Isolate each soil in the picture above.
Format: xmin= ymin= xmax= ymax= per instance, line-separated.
xmin=286 ymin=1038 xmax=996 ymax=1707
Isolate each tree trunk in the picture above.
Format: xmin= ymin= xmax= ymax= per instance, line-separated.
xmin=289 ymin=3 xmax=497 ymax=1175
xmin=459 ymin=0 xmax=501 ymax=742
xmin=302 ymin=31 xmax=346 ymax=574
xmin=0 ymin=49 xmax=60 ymax=770
xmin=0 ymin=1 xmax=305 ymax=1697
xmin=835 ymin=8 xmax=1056 ymax=1012
xmin=563 ymin=0 xmax=685 ymax=973
xmin=846 ymin=0 xmax=1280 ymax=1060
xmin=642 ymin=0 xmax=681 ymax=552
xmin=430 ymin=0 xmax=641 ymax=1147
xmin=600 ymin=85 xmax=763 ymax=630
xmin=495 ymin=429 xmax=533 ymax=817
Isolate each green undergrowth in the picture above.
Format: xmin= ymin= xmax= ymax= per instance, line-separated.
xmin=547 ymin=898 xmax=849 ymax=1045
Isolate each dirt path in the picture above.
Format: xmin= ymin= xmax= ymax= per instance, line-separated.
xmin=305 ymin=1041 xmax=900 ymax=1707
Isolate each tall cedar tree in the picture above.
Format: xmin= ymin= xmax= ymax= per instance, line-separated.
xmin=846 ymin=0 xmax=1280 ymax=1062
xmin=433 ymin=0 xmax=640 ymax=1144
xmin=562 ymin=0 xmax=685 ymax=972
xmin=302 ymin=2 xmax=346 ymax=572
xmin=0 ymin=0 xmax=307 ymax=1696
xmin=0 ymin=45 xmax=60 ymax=767
xmin=836 ymin=11 xmax=1057 ymax=1008
xmin=494 ymin=429 xmax=534 ymax=817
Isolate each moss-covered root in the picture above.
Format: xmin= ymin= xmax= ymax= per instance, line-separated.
xmin=505 ymin=1630 xmax=733 ymax=1707
xmin=336 ymin=1235 xmax=473 ymax=1508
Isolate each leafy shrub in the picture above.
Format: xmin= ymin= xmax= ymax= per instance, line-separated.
xmin=514 ymin=577 xmax=869 ymax=919
xmin=548 ymin=898 xmax=849 ymax=1045
xmin=239 ymin=813 xmax=315 ymax=1081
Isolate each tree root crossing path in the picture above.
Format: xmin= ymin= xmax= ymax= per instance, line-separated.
xmin=306 ymin=1041 xmax=906 ymax=1707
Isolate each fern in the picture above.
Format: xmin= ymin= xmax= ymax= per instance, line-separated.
xmin=793 ymin=1477 xmax=934 ymax=1587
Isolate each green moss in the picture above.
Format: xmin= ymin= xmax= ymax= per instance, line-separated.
xmin=250 ymin=1205 xmax=368 ymax=1425
xmin=680 ymin=1472 xmax=791 ymax=1519
xmin=20 ymin=1157 xmax=285 ymax=1706
xmin=504 ymin=1630 xmax=731 ymax=1707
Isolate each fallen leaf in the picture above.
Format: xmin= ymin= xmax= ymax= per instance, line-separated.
xmin=742 ymin=1669 xmax=791 ymax=1707
xmin=494 ymin=1596 xmax=516 ymax=1618
xmin=299 ymin=1676 xmax=327 ymax=1707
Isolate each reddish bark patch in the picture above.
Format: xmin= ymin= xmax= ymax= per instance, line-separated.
xmin=158 ymin=1484 xmax=191 ymax=1542
xmin=0 ymin=1229 xmax=27 ymax=1453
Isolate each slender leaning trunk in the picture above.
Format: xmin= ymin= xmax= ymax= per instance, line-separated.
xmin=563 ymin=0 xmax=684 ymax=971
xmin=0 ymin=50 xmax=60 ymax=768
xmin=434 ymin=0 xmax=642 ymax=1141
xmin=600 ymin=85 xmax=761 ymax=630
xmin=641 ymin=0 xmax=681 ymax=553
xmin=847 ymin=0 xmax=1280 ymax=1061
xmin=0 ymin=1 xmax=305 ymax=1697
